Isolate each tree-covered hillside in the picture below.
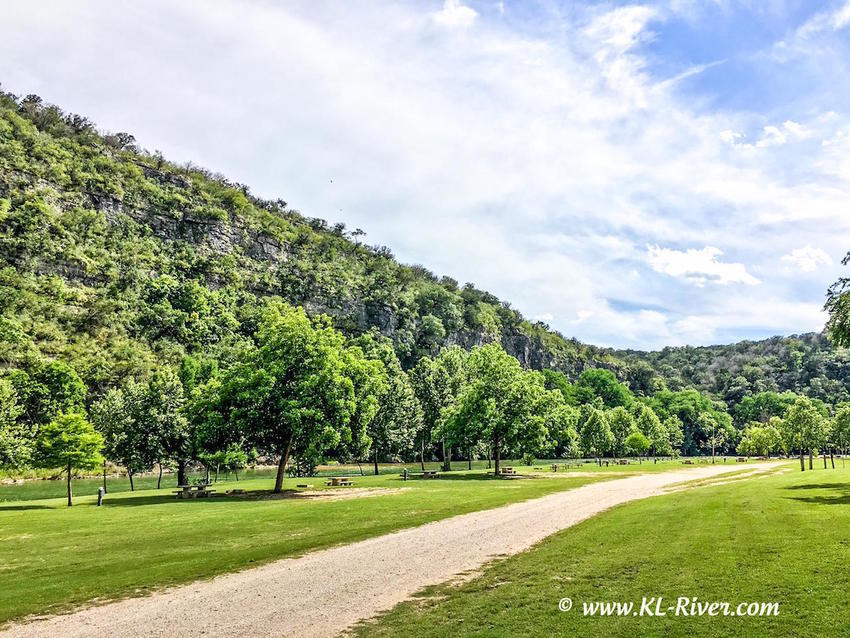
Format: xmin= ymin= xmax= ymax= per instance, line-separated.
xmin=0 ymin=89 xmax=620 ymax=395
xmin=614 ymin=332 xmax=850 ymax=417
xmin=1 ymin=89 xmax=848 ymax=475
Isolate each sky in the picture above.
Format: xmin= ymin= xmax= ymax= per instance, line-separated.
xmin=2 ymin=0 xmax=850 ymax=350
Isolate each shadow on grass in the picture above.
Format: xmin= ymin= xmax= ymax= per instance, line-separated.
xmin=784 ymin=483 xmax=850 ymax=505
xmin=0 ymin=503 xmax=53 ymax=511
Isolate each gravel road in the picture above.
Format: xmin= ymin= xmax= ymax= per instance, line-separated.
xmin=3 ymin=462 xmax=775 ymax=638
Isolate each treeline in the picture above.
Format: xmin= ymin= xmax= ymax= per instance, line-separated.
xmin=9 ymin=300 xmax=849 ymax=506
xmin=615 ymin=332 xmax=850 ymax=412
xmin=0 ymin=302 xmax=691 ymax=502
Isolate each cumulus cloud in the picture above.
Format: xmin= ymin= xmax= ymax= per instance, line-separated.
xmin=431 ymin=0 xmax=478 ymax=28
xmin=646 ymin=246 xmax=760 ymax=287
xmin=781 ymin=246 xmax=833 ymax=272
xmin=1 ymin=0 xmax=846 ymax=348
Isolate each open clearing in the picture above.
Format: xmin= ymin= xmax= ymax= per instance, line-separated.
xmin=355 ymin=461 xmax=850 ymax=638
xmin=0 ymin=462 xmax=777 ymax=638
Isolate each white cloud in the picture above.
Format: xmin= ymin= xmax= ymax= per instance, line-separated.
xmin=1 ymin=0 xmax=846 ymax=348
xmin=431 ymin=0 xmax=478 ymax=28
xmin=646 ymin=246 xmax=760 ymax=286
xmin=781 ymin=246 xmax=833 ymax=272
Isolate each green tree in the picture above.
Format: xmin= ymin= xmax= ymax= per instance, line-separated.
xmin=34 ymin=413 xmax=103 ymax=506
xmin=356 ymin=335 xmax=421 ymax=474
xmin=625 ymin=430 xmax=651 ymax=460
xmin=575 ymin=369 xmax=632 ymax=408
xmin=784 ymin=396 xmax=827 ymax=471
xmin=453 ymin=343 xmax=544 ymax=475
xmin=410 ymin=346 xmax=468 ymax=470
xmin=833 ymin=405 xmax=850 ymax=455
xmin=0 ymin=379 xmax=27 ymax=468
xmin=634 ymin=404 xmax=668 ymax=456
xmin=579 ymin=407 xmax=613 ymax=462
xmin=663 ymin=415 xmax=684 ymax=456
xmin=607 ymin=406 xmax=635 ymax=457
xmin=537 ymin=389 xmax=579 ymax=458
xmin=90 ymin=384 xmax=154 ymax=491
xmin=204 ymin=304 xmax=373 ymax=492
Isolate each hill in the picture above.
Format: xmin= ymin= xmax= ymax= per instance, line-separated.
xmin=0 ymin=89 xmax=623 ymax=397
xmin=1 ymin=89 xmax=847 ymax=422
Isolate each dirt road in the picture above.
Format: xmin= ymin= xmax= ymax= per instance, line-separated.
xmin=3 ymin=462 xmax=776 ymax=638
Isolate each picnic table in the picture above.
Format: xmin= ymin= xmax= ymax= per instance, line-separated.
xmin=682 ymin=459 xmax=694 ymax=465
xmin=500 ymin=466 xmax=517 ymax=476
xmin=617 ymin=459 xmax=631 ymax=465
xmin=737 ymin=457 xmax=748 ymax=462
xmin=325 ymin=476 xmax=355 ymax=487
xmin=172 ymin=484 xmax=216 ymax=499
xmin=419 ymin=470 xmax=440 ymax=479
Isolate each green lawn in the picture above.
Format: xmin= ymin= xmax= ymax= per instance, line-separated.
xmin=0 ymin=457 xmax=703 ymax=502
xmin=0 ymin=467 xmax=613 ymax=625
xmin=353 ymin=461 xmax=850 ymax=637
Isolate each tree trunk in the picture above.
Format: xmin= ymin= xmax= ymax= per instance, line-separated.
xmin=273 ymin=435 xmax=294 ymax=493
xmin=494 ymin=435 xmax=500 ymax=476
xmin=157 ymin=463 xmax=163 ymax=490
xmin=800 ymin=446 xmax=805 ymax=471
xmin=235 ymin=468 xmax=239 ymax=481
xmin=809 ymin=450 xmax=813 ymax=470
xmin=830 ymin=448 xmax=835 ymax=469
xmin=177 ymin=459 xmax=188 ymax=487
xmin=442 ymin=439 xmax=452 ymax=472
xmin=824 ymin=450 xmax=828 ymax=469
xmin=420 ymin=438 xmax=425 ymax=471
xmin=103 ymin=459 xmax=108 ymax=494
xmin=373 ymin=448 xmax=379 ymax=476
xmin=215 ymin=464 xmax=219 ymax=483
xmin=67 ymin=461 xmax=73 ymax=507
xmin=129 ymin=470 xmax=134 ymax=492
xmin=487 ymin=447 xmax=491 ymax=469
xmin=468 ymin=448 xmax=472 ymax=470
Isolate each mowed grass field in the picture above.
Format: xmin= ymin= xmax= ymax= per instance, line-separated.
xmin=353 ymin=461 xmax=850 ymax=638
xmin=0 ymin=457 xmax=702 ymax=502
xmin=0 ymin=464 xmax=622 ymax=625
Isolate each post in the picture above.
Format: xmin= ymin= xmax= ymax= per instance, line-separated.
xmin=97 ymin=486 xmax=104 ymax=507
xmin=67 ymin=461 xmax=73 ymax=507
xmin=102 ymin=459 xmax=107 ymax=494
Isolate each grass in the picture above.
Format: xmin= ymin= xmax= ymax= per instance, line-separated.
xmin=0 ymin=457 xmax=706 ymax=502
xmin=0 ymin=465 xmax=615 ymax=625
xmin=352 ymin=461 xmax=850 ymax=637
xmin=0 ymin=457 xmax=722 ymax=503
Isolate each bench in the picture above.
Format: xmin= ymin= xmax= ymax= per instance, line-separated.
xmin=172 ymin=485 xmax=216 ymax=499
xmin=325 ymin=476 xmax=354 ymax=487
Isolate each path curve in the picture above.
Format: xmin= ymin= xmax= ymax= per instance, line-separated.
xmin=3 ymin=462 xmax=776 ymax=638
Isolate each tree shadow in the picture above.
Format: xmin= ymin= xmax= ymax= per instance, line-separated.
xmin=0 ymin=503 xmax=53 ymax=511
xmin=784 ymin=483 xmax=850 ymax=505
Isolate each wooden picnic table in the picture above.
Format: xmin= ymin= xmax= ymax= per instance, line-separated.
xmin=172 ymin=484 xmax=216 ymax=499
xmin=500 ymin=466 xmax=517 ymax=475
xmin=737 ymin=457 xmax=748 ymax=462
xmin=325 ymin=476 xmax=355 ymax=487
xmin=419 ymin=470 xmax=440 ymax=479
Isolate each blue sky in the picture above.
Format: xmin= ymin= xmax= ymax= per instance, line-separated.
xmin=2 ymin=0 xmax=850 ymax=349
